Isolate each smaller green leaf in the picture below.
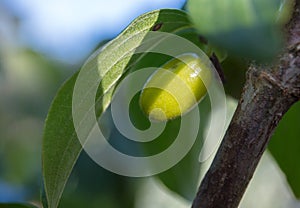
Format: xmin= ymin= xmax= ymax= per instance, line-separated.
xmin=0 ymin=203 xmax=37 ymax=208
xmin=221 ymin=56 xmax=248 ymax=98
xmin=156 ymin=97 xmax=211 ymax=201
xmin=268 ymin=101 xmax=300 ymax=198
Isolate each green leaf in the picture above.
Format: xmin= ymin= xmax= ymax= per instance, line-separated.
xmin=42 ymin=9 xmax=196 ymax=208
xmin=155 ymin=97 xmax=211 ymax=201
xmin=187 ymin=0 xmax=289 ymax=60
xmin=268 ymin=101 xmax=300 ymax=198
xmin=129 ymin=87 xmax=208 ymax=200
xmin=42 ymin=72 xmax=80 ymax=208
xmin=0 ymin=203 xmax=37 ymax=208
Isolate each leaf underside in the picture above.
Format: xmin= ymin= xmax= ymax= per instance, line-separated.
xmin=42 ymin=9 xmax=204 ymax=208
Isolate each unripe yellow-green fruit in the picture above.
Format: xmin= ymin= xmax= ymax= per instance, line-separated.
xmin=139 ymin=53 xmax=212 ymax=122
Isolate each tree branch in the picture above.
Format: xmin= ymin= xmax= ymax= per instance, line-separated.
xmin=192 ymin=2 xmax=300 ymax=208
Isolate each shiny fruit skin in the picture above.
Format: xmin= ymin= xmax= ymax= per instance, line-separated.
xmin=139 ymin=53 xmax=211 ymax=122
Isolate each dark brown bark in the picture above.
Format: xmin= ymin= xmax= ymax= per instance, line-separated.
xmin=192 ymin=2 xmax=300 ymax=208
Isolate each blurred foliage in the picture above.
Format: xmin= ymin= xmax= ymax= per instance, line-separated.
xmin=0 ymin=203 xmax=37 ymax=208
xmin=0 ymin=3 xmax=80 ymax=206
xmin=187 ymin=0 xmax=295 ymax=61
xmin=0 ymin=45 xmax=70 ymax=204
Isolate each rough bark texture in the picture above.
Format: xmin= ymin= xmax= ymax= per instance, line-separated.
xmin=192 ymin=2 xmax=300 ymax=208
